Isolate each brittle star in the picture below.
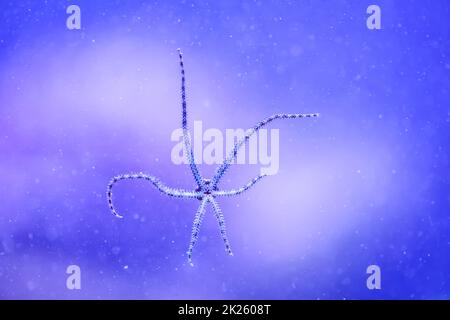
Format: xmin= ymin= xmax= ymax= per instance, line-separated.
xmin=107 ymin=49 xmax=319 ymax=266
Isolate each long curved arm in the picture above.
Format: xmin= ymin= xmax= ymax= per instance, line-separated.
xmin=213 ymin=173 xmax=268 ymax=196
xmin=187 ymin=196 xmax=209 ymax=266
xmin=211 ymin=113 xmax=319 ymax=188
xmin=209 ymin=197 xmax=233 ymax=256
xmin=107 ymin=172 xmax=199 ymax=218
xmin=177 ymin=49 xmax=204 ymax=189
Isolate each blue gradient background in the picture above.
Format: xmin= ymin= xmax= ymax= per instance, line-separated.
xmin=0 ymin=0 xmax=449 ymax=299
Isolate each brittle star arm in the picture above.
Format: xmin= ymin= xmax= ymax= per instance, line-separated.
xmin=177 ymin=49 xmax=204 ymax=189
xmin=187 ymin=196 xmax=209 ymax=266
xmin=209 ymin=196 xmax=233 ymax=256
xmin=107 ymin=172 xmax=200 ymax=218
xmin=211 ymin=113 xmax=320 ymax=188
xmin=212 ymin=173 xmax=268 ymax=196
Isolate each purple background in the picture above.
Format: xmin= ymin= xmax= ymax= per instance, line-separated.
xmin=0 ymin=0 xmax=449 ymax=299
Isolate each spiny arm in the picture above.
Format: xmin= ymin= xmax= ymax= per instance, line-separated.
xmin=187 ymin=196 xmax=209 ymax=266
xmin=107 ymin=172 xmax=199 ymax=218
xmin=177 ymin=49 xmax=204 ymax=189
xmin=211 ymin=113 xmax=319 ymax=187
xmin=213 ymin=173 xmax=268 ymax=196
xmin=209 ymin=197 xmax=233 ymax=256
